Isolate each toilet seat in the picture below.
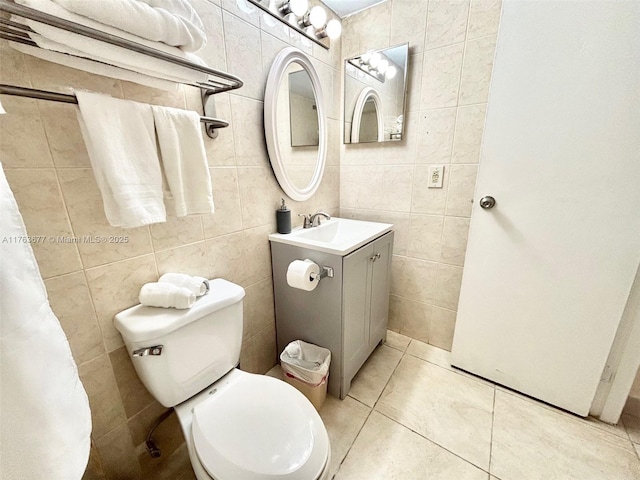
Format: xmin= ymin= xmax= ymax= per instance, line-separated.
xmin=191 ymin=372 xmax=329 ymax=480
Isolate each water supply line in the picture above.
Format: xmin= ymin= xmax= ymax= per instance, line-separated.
xmin=145 ymin=408 xmax=174 ymax=458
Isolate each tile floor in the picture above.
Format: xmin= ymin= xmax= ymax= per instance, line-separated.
xmin=161 ymin=330 xmax=640 ymax=479
xmin=269 ymin=330 xmax=640 ymax=480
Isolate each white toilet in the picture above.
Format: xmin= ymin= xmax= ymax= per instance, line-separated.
xmin=114 ymin=278 xmax=331 ymax=480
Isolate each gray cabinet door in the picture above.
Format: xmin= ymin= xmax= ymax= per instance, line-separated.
xmin=342 ymin=242 xmax=374 ymax=386
xmin=369 ymin=232 xmax=393 ymax=346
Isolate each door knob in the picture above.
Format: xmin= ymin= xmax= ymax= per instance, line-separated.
xmin=479 ymin=196 xmax=496 ymax=209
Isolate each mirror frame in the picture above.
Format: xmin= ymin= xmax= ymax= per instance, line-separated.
xmin=351 ymin=87 xmax=384 ymax=143
xmin=343 ymin=43 xmax=409 ymax=145
xmin=264 ymin=47 xmax=327 ymax=201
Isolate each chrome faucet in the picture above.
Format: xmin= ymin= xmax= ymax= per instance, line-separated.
xmin=298 ymin=213 xmax=312 ymax=228
xmin=298 ymin=210 xmax=331 ymax=228
xmin=310 ymin=210 xmax=331 ymax=227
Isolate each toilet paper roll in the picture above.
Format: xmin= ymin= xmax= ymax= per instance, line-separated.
xmin=286 ymin=259 xmax=320 ymax=291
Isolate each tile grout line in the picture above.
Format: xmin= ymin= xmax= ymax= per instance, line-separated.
xmin=331 ymin=401 xmax=373 ymax=479
xmin=405 ymin=349 xmax=495 ymax=389
xmin=497 ymin=385 xmax=636 ymax=444
xmin=378 ymin=340 xmax=494 ymax=475
xmin=335 ymin=345 xmax=408 ymax=479
xmin=374 ymin=408 xmax=490 ymax=476
xmin=488 ymin=385 xmax=497 ymax=477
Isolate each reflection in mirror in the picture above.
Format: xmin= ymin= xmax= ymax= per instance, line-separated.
xmin=360 ymin=99 xmax=378 ymax=142
xmin=265 ymin=47 xmax=326 ymax=202
xmin=351 ymin=87 xmax=383 ymax=143
xmin=276 ymin=64 xmax=319 ymax=191
xmin=344 ymin=43 xmax=409 ymax=144
xmin=288 ymin=70 xmax=319 ymax=147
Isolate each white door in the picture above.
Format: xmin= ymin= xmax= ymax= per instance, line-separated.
xmin=450 ymin=0 xmax=640 ymax=416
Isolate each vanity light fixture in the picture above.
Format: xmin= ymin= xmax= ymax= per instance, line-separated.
xmin=323 ymin=19 xmax=342 ymax=40
xmin=385 ymin=65 xmax=398 ymax=79
xmin=368 ymin=52 xmax=381 ymax=68
xmin=351 ymin=50 xmax=398 ymax=83
xmin=247 ymin=0 xmax=341 ymax=49
xmin=377 ymin=58 xmax=389 ymax=75
xmin=306 ymin=5 xmax=327 ymax=28
xmin=280 ymin=0 xmax=308 ymax=16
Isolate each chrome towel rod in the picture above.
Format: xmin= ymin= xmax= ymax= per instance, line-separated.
xmin=0 ymin=0 xmax=243 ymax=93
xmin=0 ymin=84 xmax=230 ymax=129
xmin=0 ymin=0 xmax=244 ymax=137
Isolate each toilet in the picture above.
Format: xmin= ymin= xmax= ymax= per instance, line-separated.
xmin=114 ymin=278 xmax=331 ymax=480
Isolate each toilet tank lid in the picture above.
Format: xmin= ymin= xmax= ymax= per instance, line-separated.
xmin=114 ymin=278 xmax=245 ymax=344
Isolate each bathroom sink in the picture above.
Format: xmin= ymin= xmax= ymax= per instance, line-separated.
xmin=269 ymin=217 xmax=393 ymax=255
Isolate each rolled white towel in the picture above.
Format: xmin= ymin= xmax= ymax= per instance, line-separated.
xmin=159 ymin=273 xmax=209 ymax=297
xmin=139 ymin=282 xmax=195 ymax=309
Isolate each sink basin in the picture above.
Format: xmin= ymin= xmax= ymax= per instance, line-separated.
xmin=269 ymin=217 xmax=393 ymax=255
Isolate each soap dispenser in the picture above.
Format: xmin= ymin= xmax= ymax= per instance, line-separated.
xmin=276 ymin=198 xmax=291 ymax=234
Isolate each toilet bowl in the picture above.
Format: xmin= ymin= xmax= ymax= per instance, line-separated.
xmin=114 ymin=278 xmax=330 ymax=480
xmin=176 ymin=369 xmax=330 ymax=480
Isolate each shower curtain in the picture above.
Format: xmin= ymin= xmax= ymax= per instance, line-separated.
xmin=0 ymin=161 xmax=91 ymax=479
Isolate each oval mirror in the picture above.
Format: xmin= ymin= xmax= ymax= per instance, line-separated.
xmin=264 ymin=47 xmax=327 ymax=201
xmin=351 ymin=87 xmax=384 ymax=143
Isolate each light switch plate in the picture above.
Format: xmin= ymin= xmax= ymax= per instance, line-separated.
xmin=428 ymin=165 xmax=444 ymax=188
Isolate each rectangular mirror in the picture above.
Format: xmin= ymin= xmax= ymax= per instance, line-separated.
xmin=344 ymin=43 xmax=409 ymax=144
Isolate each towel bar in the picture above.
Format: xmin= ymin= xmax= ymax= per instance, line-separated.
xmin=0 ymin=0 xmax=242 ymax=135
xmin=0 ymin=84 xmax=230 ymax=130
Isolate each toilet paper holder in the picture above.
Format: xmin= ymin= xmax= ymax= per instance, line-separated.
xmin=310 ymin=266 xmax=334 ymax=282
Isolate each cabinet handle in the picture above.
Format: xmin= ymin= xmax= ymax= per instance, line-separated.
xmin=370 ymin=253 xmax=381 ymax=262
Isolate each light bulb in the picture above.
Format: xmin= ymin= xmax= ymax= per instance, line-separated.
xmin=369 ymin=52 xmax=381 ymax=68
xmin=325 ymin=19 xmax=341 ymax=39
xmin=385 ymin=65 xmax=398 ymax=79
xmin=289 ymin=0 xmax=308 ymax=17
xmin=309 ymin=6 xmax=327 ymax=28
xmin=377 ymin=59 xmax=389 ymax=74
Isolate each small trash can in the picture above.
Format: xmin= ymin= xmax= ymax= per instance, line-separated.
xmin=280 ymin=340 xmax=331 ymax=410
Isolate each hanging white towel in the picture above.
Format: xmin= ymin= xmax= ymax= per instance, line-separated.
xmin=13 ymin=0 xmax=209 ymax=85
xmin=152 ymin=105 xmax=214 ymax=217
xmin=0 ymin=161 xmax=92 ymax=480
xmin=10 ymin=42 xmax=179 ymax=92
xmin=50 ymin=0 xmax=207 ymax=53
xmin=76 ymin=91 xmax=166 ymax=228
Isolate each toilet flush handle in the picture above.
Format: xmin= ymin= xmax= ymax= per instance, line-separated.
xmin=133 ymin=345 xmax=163 ymax=357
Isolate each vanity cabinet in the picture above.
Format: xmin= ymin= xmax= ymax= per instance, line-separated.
xmin=270 ymin=231 xmax=394 ymax=399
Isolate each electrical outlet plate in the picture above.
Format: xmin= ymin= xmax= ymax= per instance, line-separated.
xmin=428 ymin=165 xmax=444 ymax=188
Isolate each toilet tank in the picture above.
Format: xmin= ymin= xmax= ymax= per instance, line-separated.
xmin=114 ymin=279 xmax=245 ymax=407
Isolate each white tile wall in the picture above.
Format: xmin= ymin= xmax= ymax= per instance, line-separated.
xmin=341 ymin=0 xmax=502 ymax=350
xmin=0 ymin=0 xmax=342 ymax=477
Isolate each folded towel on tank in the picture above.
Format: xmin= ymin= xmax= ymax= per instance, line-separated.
xmin=139 ymin=282 xmax=196 ymax=309
xmin=159 ymin=273 xmax=210 ymax=297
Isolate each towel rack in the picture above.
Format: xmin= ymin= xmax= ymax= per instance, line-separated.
xmin=0 ymin=84 xmax=230 ymax=129
xmin=0 ymin=0 xmax=243 ymax=138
